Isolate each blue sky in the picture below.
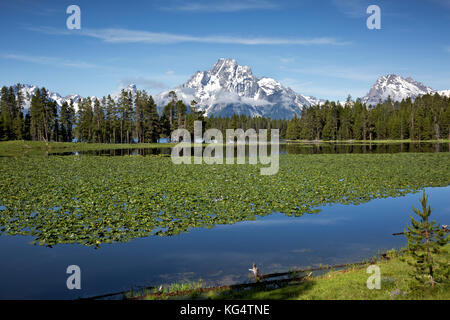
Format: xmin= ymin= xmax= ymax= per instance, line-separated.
xmin=0 ymin=0 xmax=449 ymax=101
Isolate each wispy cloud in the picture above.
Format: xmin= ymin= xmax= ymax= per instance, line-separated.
xmin=427 ymin=0 xmax=450 ymax=9
xmin=159 ymin=0 xmax=278 ymax=12
xmin=0 ymin=52 xmax=150 ymax=76
xmin=30 ymin=26 xmax=351 ymax=46
xmin=280 ymin=57 xmax=295 ymax=63
xmin=289 ymin=65 xmax=377 ymax=82
xmin=331 ymin=0 xmax=369 ymax=18
xmin=119 ymin=77 xmax=168 ymax=90
xmin=446 ymin=46 xmax=450 ymax=53
xmin=281 ymin=77 xmax=367 ymax=100
xmin=0 ymin=53 xmax=99 ymax=69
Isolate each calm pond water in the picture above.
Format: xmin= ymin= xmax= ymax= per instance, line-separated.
xmin=48 ymin=142 xmax=450 ymax=156
xmin=0 ymin=185 xmax=448 ymax=299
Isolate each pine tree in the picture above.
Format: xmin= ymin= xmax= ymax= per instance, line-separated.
xmin=285 ymin=116 xmax=300 ymax=140
xmin=0 ymin=86 xmax=15 ymax=140
xmin=30 ymin=88 xmax=41 ymax=140
xmin=168 ymin=91 xmax=176 ymax=127
xmin=77 ymin=97 xmax=93 ymax=142
xmin=134 ymin=90 xmax=145 ymax=143
xmin=143 ymin=95 xmax=160 ymax=142
xmin=23 ymin=113 xmax=31 ymax=140
xmin=404 ymin=193 xmax=449 ymax=289
xmin=13 ymin=84 xmax=24 ymax=139
xmin=30 ymin=88 xmax=56 ymax=141
xmin=35 ymin=88 xmax=57 ymax=142
xmin=92 ymin=98 xmax=105 ymax=143
xmin=67 ymin=100 xmax=75 ymax=142
xmin=58 ymin=100 xmax=75 ymax=142
xmin=59 ymin=101 xmax=70 ymax=142
xmin=118 ymin=90 xmax=133 ymax=143
xmin=176 ymin=100 xmax=187 ymax=129
xmin=105 ymin=95 xmax=117 ymax=143
xmin=186 ymin=99 xmax=205 ymax=137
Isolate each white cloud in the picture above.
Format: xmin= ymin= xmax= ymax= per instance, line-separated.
xmin=0 ymin=53 xmax=98 ymax=69
xmin=160 ymin=0 xmax=278 ymax=12
xmin=30 ymin=26 xmax=351 ymax=46
xmin=119 ymin=77 xmax=168 ymax=90
xmin=331 ymin=0 xmax=369 ymax=18
xmin=86 ymin=28 xmax=350 ymax=45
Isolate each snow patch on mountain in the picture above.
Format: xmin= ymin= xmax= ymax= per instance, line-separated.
xmin=436 ymin=89 xmax=450 ymax=97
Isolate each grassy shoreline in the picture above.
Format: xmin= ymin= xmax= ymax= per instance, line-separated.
xmin=129 ymin=244 xmax=450 ymax=300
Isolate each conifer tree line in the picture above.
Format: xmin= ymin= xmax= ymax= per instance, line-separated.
xmin=285 ymin=94 xmax=450 ymax=141
xmin=1 ymin=85 xmax=449 ymax=142
xmin=0 ymin=86 xmax=207 ymax=143
xmin=207 ymin=114 xmax=288 ymax=138
xmin=0 ymin=85 xmax=287 ymax=142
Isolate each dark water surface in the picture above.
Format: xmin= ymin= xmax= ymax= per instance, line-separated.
xmin=49 ymin=142 xmax=450 ymax=156
xmin=0 ymin=186 xmax=448 ymax=299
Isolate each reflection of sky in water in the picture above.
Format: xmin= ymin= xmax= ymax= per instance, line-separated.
xmin=49 ymin=142 xmax=450 ymax=157
xmin=0 ymin=186 xmax=448 ymax=299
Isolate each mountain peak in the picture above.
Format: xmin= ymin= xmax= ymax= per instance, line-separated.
xmin=363 ymin=74 xmax=434 ymax=106
xmin=215 ymin=57 xmax=237 ymax=65
xmin=156 ymin=59 xmax=325 ymax=119
xmin=209 ymin=58 xmax=253 ymax=78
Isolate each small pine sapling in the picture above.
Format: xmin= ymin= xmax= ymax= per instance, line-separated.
xmin=404 ymin=192 xmax=449 ymax=289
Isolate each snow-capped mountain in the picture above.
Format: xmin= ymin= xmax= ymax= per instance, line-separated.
xmin=155 ymin=58 xmax=325 ymax=119
xmin=4 ymin=84 xmax=85 ymax=111
xmin=9 ymin=85 xmax=71 ymax=110
xmin=362 ymin=74 xmax=435 ymax=106
xmin=3 ymin=68 xmax=448 ymax=119
xmin=111 ymin=84 xmax=139 ymax=101
xmin=436 ymin=90 xmax=450 ymax=98
xmin=2 ymin=84 xmax=138 ymax=113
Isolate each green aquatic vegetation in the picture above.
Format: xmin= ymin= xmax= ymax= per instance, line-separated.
xmin=0 ymin=153 xmax=449 ymax=247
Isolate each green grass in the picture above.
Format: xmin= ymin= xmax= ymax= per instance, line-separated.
xmin=132 ymin=245 xmax=450 ymax=300
xmin=0 ymin=152 xmax=449 ymax=247
xmin=124 ymin=280 xmax=205 ymax=300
